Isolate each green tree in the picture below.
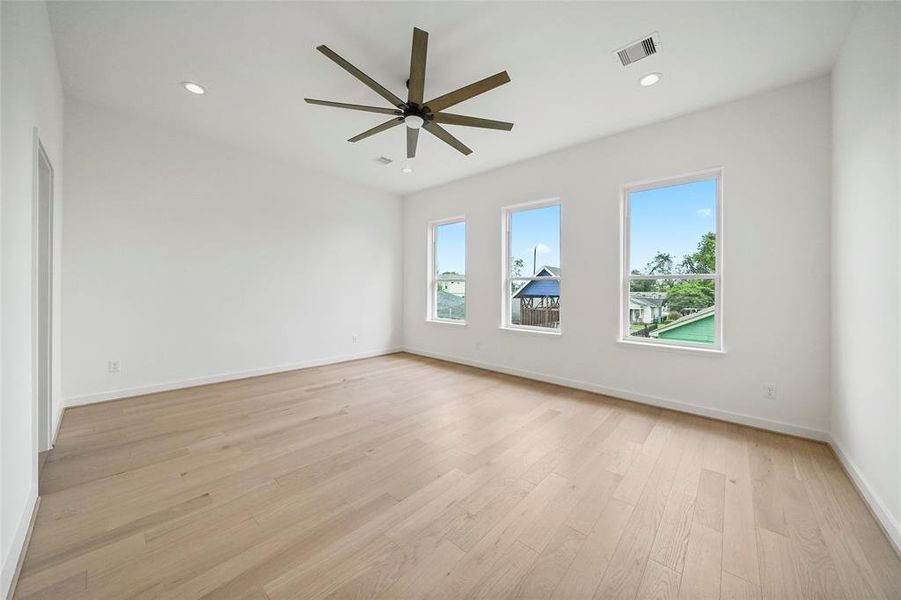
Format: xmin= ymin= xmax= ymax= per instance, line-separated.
xmin=645 ymin=252 xmax=674 ymax=275
xmin=512 ymin=258 xmax=524 ymax=277
xmin=666 ymin=280 xmax=715 ymax=312
xmin=634 ymin=232 xmax=716 ymax=298
xmin=630 ymin=270 xmax=657 ymax=292
xmin=680 ymin=232 xmax=716 ymax=274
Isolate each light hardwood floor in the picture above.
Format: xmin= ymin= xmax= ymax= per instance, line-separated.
xmin=14 ymin=353 xmax=901 ymax=599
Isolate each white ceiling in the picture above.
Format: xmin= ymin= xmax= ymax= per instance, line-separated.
xmin=47 ymin=1 xmax=859 ymax=195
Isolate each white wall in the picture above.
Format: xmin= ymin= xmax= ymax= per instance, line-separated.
xmin=62 ymin=100 xmax=402 ymax=405
xmin=404 ymin=77 xmax=832 ymax=439
xmin=0 ymin=1 xmax=64 ymax=596
xmin=830 ymin=2 xmax=901 ymax=549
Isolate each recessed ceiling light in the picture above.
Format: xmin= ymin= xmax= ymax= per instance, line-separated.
xmin=181 ymin=81 xmax=206 ymax=95
xmin=401 ymin=166 xmax=413 ymax=174
xmin=639 ymin=72 xmax=662 ymax=87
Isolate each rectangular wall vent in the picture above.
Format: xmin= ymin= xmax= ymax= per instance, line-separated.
xmin=615 ymin=32 xmax=661 ymax=66
xmin=376 ymin=156 xmax=393 ymax=165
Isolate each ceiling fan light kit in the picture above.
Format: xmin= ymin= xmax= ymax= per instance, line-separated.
xmin=305 ymin=27 xmax=513 ymax=160
xmin=404 ymin=115 xmax=425 ymax=129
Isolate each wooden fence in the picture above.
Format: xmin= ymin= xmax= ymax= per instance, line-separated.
xmin=520 ymin=307 xmax=560 ymax=328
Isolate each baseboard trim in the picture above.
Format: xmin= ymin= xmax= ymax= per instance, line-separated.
xmin=2 ymin=492 xmax=40 ymax=600
xmin=64 ymin=347 xmax=403 ymax=408
xmin=404 ymin=347 xmax=830 ymax=442
xmin=49 ymin=404 xmax=64 ymax=450
xmin=828 ymin=436 xmax=901 ymax=557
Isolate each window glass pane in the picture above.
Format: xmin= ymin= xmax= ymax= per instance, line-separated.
xmin=435 ymin=221 xmax=465 ymax=278
xmin=510 ymin=281 xmax=560 ymax=329
xmin=436 ymin=281 xmax=465 ymax=321
xmin=509 ymin=205 xmax=560 ymax=277
xmin=629 ymin=179 xmax=717 ymax=275
xmin=628 ymin=279 xmax=716 ymax=345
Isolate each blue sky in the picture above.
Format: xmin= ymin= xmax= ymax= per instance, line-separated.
xmin=630 ymin=178 xmax=717 ymax=273
xmin=510 ymin=205 xmax=560 ymax=275
xmin=435 ymin=221 xmax=466 ymax=275
xmin=435 ymin=205 xmax=562 ymax=277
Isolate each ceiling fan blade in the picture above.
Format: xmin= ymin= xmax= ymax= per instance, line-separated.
xmin=317 ymin=45 xmax=406 ymax=108
xmin=407 ymin=126 xmax=419 ymax=158
xmin=432 ymin=112 xmax=514 ymax=131
xmin=423 ymin=121 xmax=472 ymax=155
xmin=408 ymin=28 xmax=428 ymax=106
xmin=423 ymin=71 xmax=510 ymax=113
xmin=305 ymin=99 xmax=401 ymax=115
xmin=348 ymin=117 xmax=403 ymax=143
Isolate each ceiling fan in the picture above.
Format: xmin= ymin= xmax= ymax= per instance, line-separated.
xmin=304 ymin=27 xmax=513 ymax=159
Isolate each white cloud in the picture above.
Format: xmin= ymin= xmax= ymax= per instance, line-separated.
xmin=696 ymin=208 xmax=712 ymax=217
xmin=535 ymin=243 xmax=551 ymax=254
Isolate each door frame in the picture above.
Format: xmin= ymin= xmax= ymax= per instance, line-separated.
xmin=32 ymin=129 xmax=54 ymax=453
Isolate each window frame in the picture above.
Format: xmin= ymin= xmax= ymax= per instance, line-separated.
xmin=501 ymin=198 xmax=563 ymax=335
xmin=620 ymin=168 xmax=724 ymax=352
xmin=427 ymin=216 xmax=467 ymax=325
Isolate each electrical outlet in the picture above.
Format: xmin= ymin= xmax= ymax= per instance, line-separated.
xmin=108 ymin=360 xmax=120 ymax=373
xmin=763 ymin=383 xmax=777 ymax=400
xmin=352 ymin=335 xmax=358 ymax=344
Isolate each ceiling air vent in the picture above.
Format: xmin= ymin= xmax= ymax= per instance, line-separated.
xmin=375 ymin=156 xmax=393 ymax=165
xmin=615 ymin=32 xmax=661 ymax=67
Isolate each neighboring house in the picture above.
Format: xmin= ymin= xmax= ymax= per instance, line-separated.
xmin=629 ymin=292 xmax=666 ymax=324
xmin=436 ymin=289 xmax=465 ymax=320
xmin=650 ymin=305 xmax=715 ymax=344
xmin=440 ymin=280 xmax=465 ymax=297
xmin=512 ymin=266 xmax=560 ymax=328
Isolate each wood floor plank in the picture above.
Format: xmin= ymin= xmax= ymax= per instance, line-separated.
xmin=593 ymin=421 xmax=686 ymax=599
xmin=373 ymin=539 xmax=464 ymax=600
xmin=678 ymin=522 xmax=722 ymax=599
xmin=649 ymin=490 xmax=695 ymax=573
xmin=694 ymin=469 xmax=725 ymax=532
xmin=510 ymin=525 xmax=585 ymax=599
xmin=635 ymin=559 xmax=681 ymax=600
xmin=721 ymin=571 xmax=761 ymax=600
xmin=722 ymin=424 xmax=760 ymax=586
xmin=757 ymin=527 xmax=804 ymax=600
xmin=425 ymin=473 xmax=569 ymax=600
xmin=780 ymin=471 xmax=847 ymax=599
xmin=12 ymin=353 xmax=901 ymax=600
xmin=552 ymin=498 xmax=634 ymax=600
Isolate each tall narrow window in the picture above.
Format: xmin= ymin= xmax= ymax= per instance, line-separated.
xmin=429 ymin=219 xmax=466 ymax=322
xmin=503 ymin=202 xmax=561 ymax=331
xmin=623 ymin=171 xmax=722 ymax=349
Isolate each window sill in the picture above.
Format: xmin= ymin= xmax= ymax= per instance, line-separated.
xmin=499 ymin=325 xmax=562 ymax=337
xmin=426 ymin=319 xmax=467 ymax=326
xmin=616 ymin=338 xmax=726 ymax=356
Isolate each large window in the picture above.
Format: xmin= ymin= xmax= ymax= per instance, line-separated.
xmin=429 ymin=219 xmax=466 ymax=322
xmin=623 ymin=171 xmax=722 ymax=349
xmin=503 ymin=201 xmax=561 ymax=331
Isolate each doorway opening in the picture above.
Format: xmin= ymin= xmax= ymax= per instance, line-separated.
xmin=35 ymin=138 xmax=54 ymax=453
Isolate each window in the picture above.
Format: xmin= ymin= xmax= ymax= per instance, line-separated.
xmin=429 ymin=219 xmax=466 ymax=322
xmin=623 ymin=171 xmax=722 ymax=349
xmin=503 ymin=201 xmax=561 ymax=331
